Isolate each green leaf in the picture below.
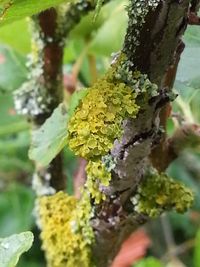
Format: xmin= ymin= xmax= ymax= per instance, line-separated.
xmin=70 ymin=0 xmax=123 ymax=39
xmin=194 ymin=229 xmax=200 ymax=267
xmin=29 ymin=103 xmax=68 ymax=167
xmin=0 ymin=231 xmax=33 ymax=267
xmin=176 ymin=47 xmax=200 ymax=88
xmin=133 ymin=257 xmax=164 ymax=267
xmin=89 ymin=1 xmax=128 ymax=56
xmin=0 ymin=19 xmax=30 ymax=54
xmin=70 ymin=12 xmax=103 ymax=39
xmin=0 ymin=45 xmax=27 ymax=93
xmin=184 ymin=25 xmax=200 ymax=48
xmin=176 ymin=25 xmax=200 ymax=89
xmin=0 ymin=0 xmax=72 ymax=27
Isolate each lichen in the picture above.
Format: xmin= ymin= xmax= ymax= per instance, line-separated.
xmin=14 ymin=18 xmax=53 ymax=117
xmin=37 ymin=191 xmax=94 ymax=267
xmin=131 ymin=169 xmax=194 ymax=217
xmin=113 ymin=54 xmax=158 ymax=97
xmin=86 ymin=159 xmax=112 ymax=203
xmin=32 ymin=172 xmax=56 ymax=196
xmin=67 ymin=52 xmax=159 ymax=203
xmin=123 ymin=0 xmax=160 ymax=62
xmin=68 ymin=61 xmax=139 ymax=159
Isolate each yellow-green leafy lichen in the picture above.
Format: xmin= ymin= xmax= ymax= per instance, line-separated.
xmin=68 ymin=71 xmax=139 ymax=159
xmin=67 ymin=52 xmax=159 ymax=204
xmin=131 ymin=170 xmax=194 ymax=217
xmin=86 ymin=159 xmax=112 ymax=204
xmin=37 ymin=191 xmax=94 ymax=267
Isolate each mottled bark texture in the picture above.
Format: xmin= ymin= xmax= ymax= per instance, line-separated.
xmin=91 ymin=1 xmax=191 ymax=266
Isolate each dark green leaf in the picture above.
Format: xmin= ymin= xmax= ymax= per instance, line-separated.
xmin=89 ymin=1 xmax=127 ymax=56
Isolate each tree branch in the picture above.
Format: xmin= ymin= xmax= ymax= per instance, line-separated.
xmin=90 ymin=2 xmax=191 ymax=266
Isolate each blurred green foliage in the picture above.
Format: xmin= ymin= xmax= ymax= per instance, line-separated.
xmin=133 ymin=257 xmax=164 ymax=267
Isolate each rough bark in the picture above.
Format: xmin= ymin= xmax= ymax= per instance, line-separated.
xmin=91 ymin=1 xmax=191 ymax=266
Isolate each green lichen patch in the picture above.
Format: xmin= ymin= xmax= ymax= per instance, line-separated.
xmin=37 ymin=191 xmax=94 ymax=267
xmin=68 ymin=70 xmax=139 ymax=159
xmin=86 ymin=159 xmax=112 ymax=204
xmin=67 ymin=52 xmax=159 ymax=204
xmin=131 ymin=170 xmax=194 ymax=217
xmin=114 ymin=60 xmax=158 ymax=97
xmin=123 ymin=0 xmax=160 ymax=63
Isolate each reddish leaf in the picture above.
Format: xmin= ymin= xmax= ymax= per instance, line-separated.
xmin=112 ymin=229 xmax=151 ymax=267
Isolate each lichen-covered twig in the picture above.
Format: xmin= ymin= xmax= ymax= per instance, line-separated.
xmin=59 ymin=1 xmax=193 ymax=267
xmin=90 ymin=1 xmax=192 ymax=266
xmin=14 ymin=8 xmax=67 ymax=193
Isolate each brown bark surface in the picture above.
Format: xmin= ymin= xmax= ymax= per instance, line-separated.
xmin=91 ymin=2 xmax=191 ymax=266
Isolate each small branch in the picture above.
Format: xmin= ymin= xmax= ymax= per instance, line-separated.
xmin=160 ymin=215 xmax=176 ymax=260
xmin=162 ymin=239 xmax=195 ymax=262
xmin=150 ymin=40 xmax=185 ymax=172
xmin=151 ymin=123 xmax=200 ymax=172
xmin=188 ymin=12 xmax=200 ymax=25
